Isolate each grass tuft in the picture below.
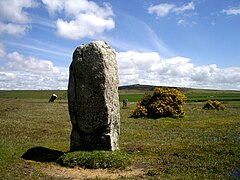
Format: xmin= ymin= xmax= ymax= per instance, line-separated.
xmin=57 ymin=150 xmax=131 ymax=169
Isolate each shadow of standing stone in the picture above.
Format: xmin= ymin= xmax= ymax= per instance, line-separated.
xmin=21 ymin=147 xmax=64 ymax=162
xmin=68 ymin=41 xmax=120 ymax=151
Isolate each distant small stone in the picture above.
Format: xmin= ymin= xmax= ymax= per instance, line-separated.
xmin=123 ymin=99 xmax=128 ymax=108
xmin=48 ymin=94 xmax=57 ymax=103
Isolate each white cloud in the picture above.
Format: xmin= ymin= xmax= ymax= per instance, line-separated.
xmin=148 ymin=1 xmax=195 ymax=17
xmin=117 ymin=51 xmax=160 ymax=71
xmin=0 ymin=0 xmax=37 ymax=36
xmin=148 ymin=3 xmax=175 ymax=17
xmin=0 ymin=51 xmax=68 ymax=90
xmin=56 ymin=13 xmax=114 ymax=39
xmin=0 ymin=72 xmax=16 ymax=81
xmin=177 ymin=19 xmax=197 ymax=27
xmin=0 ymin=0 xmax=38 ymax=23
xmin=173 ymin=1 xmax=195 ymax=14
xmin=177 ymin=19 xmax=189 ymax=26
xmin=222 ymin=7 xmax=240 ymax=15
xmin=6 ymin=52 xmax=60 ymax=74
xmin=42 ymin=0 xmax=115 ymax=40
xmin=117 ymin=51 xmax=240 ymax=90
xmin=0 ymin=22 xmax=30 ymax=36
xmin=41 ymin=0 xmax=64 ymax=15
xmin=1 ymin=49 xmax=240 ymax=90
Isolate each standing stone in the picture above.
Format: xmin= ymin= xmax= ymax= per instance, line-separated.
xmin=68 ymin=41 xmax=120 ymax=151
xmin=122 ymin=99 xmax=128 ymax=108
xmin=48 ymin=94 xmax=57 ymax=102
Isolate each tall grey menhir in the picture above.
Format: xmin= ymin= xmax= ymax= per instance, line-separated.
xmin=68 ymin=41 xmax=120 ymax=151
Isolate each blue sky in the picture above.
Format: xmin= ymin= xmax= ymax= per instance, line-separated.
xmin=0 ymin=0 xmax=240 ymax=90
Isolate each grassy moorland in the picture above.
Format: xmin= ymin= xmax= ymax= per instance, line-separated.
xmin=0 ymin=90 xmax=67 ymax=100
xmin=1 ymin=88 xmax=240 ymax=102
xmin=0 ymin=88 xmax=240 ymax=179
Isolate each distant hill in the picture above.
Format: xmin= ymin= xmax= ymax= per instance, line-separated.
xmin=119 ymin=84 xmax=193 ymax=92
xmin=119 ymin=84 xmax=240 ymax=94
xmin=118 ymin=84 xmax=240 ymax=102
xmin=119 ymin=84 xmax=158 ymax=91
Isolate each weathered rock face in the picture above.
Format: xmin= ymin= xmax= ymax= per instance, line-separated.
xmin=68 ymin=41 xmax=120 ymax=151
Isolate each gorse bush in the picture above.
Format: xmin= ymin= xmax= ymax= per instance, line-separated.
xmin=57 ymin=150 xmax=130 ymax=169
xmin=131 ymin=88 xmax=186 ymax=118
xmin=203 ymin=100 xmax=225 ymax=110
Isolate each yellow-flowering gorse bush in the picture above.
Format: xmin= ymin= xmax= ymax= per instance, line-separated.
xmin=203 ymin=100 xmax=225 ymax=110
xmin=131 ymin=88 xmax=186 ymax=118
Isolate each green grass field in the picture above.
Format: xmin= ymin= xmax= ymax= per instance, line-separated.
xmin=0 ymin=90 xmax=240 ymax=179
xmin=1 ymin=88 xmax=239 ymax=102
xmin=0 ymin=90 xmax=67 ymax=99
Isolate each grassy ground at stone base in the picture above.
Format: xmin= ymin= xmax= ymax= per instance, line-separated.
xmin=0 ymin=95 xmax=240 ymax=179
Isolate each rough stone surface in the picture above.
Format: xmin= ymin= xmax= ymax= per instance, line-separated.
xmin=68 ymin=41 xmax=120 ymax=151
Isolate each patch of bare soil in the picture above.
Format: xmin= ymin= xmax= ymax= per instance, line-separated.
xmin=41 ymin=165 xmax=146 ymax=179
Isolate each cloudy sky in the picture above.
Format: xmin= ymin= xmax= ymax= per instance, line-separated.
xmin=0 ymin=0 xmax=240 ymax=90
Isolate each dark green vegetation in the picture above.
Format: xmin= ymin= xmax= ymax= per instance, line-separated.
xmin=119 ymin=93 xmax=145 ymax=102
xmin=0 ymin=86 xmax=240 ymax=179
xmin=119 ymin=92 xmax=240 ymax=102
xmin=0 ymin=90 xmax=67 ymax=100
xmin=57 ymin=150 xmax=130 ymax=169
xmin=185 ymin=92 xmax=240 ymax=102
xmin=1 ymin=84 xmax=240 ymax=102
